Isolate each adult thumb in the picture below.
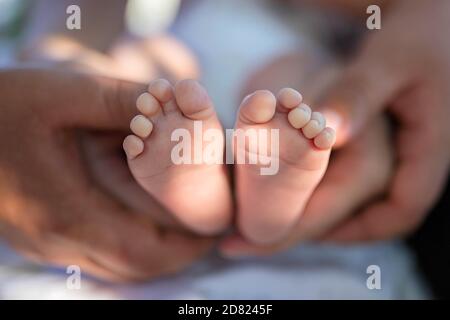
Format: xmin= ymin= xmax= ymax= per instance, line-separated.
xmin=316 ymin=46 xmax=406 ymax=147
xmin=1 ymin=68 xmax=147 ymax=130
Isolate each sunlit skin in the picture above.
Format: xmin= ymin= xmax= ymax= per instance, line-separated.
xmin=0 ymin=69 xmax=213 ymax=281
xmin=220 ymin=54 xmax=394 ymax=255
xmin=124 ymin=79 xmax=232 ymax=235
xmin=11 ymin=0 xmax=450 ymax=278
xmin=221 ymin=0 xmax=450 ymax=256
xmin=234 ymin=89 xmax=335 ymax=244
xmin=124 ymin=83 xmax=335 ymax=243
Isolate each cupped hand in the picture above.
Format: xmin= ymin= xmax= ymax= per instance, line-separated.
xmin=313 ymin=0 xmax=450 ymax=241
xmin=26 ymin=35 xmax=202 ymax=226
xmin=0 ymin=68 xmax=213 ymax=281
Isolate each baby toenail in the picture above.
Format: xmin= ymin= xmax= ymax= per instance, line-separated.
xmin=149 ymin=79 xmax=173 ymax=103
xmin=278 ymin=88 xmax=303 ymax=109
xmin=299 ymin=103 xmax=311 ymax=113
xmin=315 ymin=129 xmax=336 ymax=149
xmin=311 ymin=112 xmax=325 ymax=126
xmin=288 ymin=108 xmax=310 ymax=128
xmin=123 ymin=135 xmax=144 ymax=159
xmin=303 ymin=120 xmax=320 ymax=138
xmin=130 ymin=115 xmax=153 ymax=138
xmin=242 ymin=94 xmax=253 ymax=104
xmin=137 ymin=93 xmax=160 ymax=115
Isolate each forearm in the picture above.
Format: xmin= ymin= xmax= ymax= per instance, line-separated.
xmin=19 ymin=0 xmax=127 ymax=62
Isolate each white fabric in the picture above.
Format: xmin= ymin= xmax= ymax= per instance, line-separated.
xmin=0 ymin=241 xmax=429 ymax=299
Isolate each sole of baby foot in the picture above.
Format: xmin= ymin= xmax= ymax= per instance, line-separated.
xmin=123 ymin=79 xmax=232 ymax=235
xmin=234 ymin=87 xmax=335 ymax=244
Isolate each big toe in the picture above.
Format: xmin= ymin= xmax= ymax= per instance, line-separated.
xmin=174 ymin=79 xmax=215 ymax=120
xmin=238 ymin=90 xmax=276 ymax=124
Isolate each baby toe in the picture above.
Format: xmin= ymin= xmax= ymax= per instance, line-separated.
xmin=239 ymin=90 xmax=277 ymax=124
xmin=136 ymin=92 xmax=161 ymax=116
xmin=130 ymin=115 xmax=153 ymax=138
xmin=287 ymin=103 xmax=311 ymax=129
xmin=277 ymin=88 xmax=303 ymax=110
xmin=302 ymin=112 xmax=326 ymax=138
xmin=174 ymin=79 xmax=215 ymax=120
xmin=123 ymin=135 xmax=144 ymax=159
xmin=314 ymin=127 xmax=336 ymax=149
xmin=148 ymin=79 xmax=173 ymax=103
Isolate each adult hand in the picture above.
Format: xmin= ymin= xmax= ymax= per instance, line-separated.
xmin=0 ymin=68 xmax=212 ymax=281
xmin=43 ymin=35 xmax=200 ymax=226
xmin=315 ymin=0 xmax=450 ymax=241
xmin=20 ymin=30 xmax=204 ymax=228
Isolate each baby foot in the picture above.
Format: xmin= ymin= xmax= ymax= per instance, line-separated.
xmin=235 ymin=88 xmax=335 ymax=244
xmin=123 ymin=79 xmax=232 ymax=235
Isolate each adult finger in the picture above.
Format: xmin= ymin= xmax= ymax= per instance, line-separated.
xmin=47 ymin=185 xmax=214 ymax=281
xmin=316 ymin=36 xmax=407 ymax=146
xmin=79 ymin=131 xmax=175 ymax=226
xmin=0 ymin=68 xmax=146 ymax=130
xmin=324 ymin=109 xmax=450 ymax=242
xmin=0 ymin=221 xmax=127 ymax=282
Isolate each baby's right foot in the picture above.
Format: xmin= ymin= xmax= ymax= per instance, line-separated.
xmin=235 ymin=88 xmax=335 ymax=244
xmin=123 ymin=79 xmax=232 ymax=235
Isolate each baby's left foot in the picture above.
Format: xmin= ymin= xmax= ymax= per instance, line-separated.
xmin=235 ymin=88 xmax=336 ymax=244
